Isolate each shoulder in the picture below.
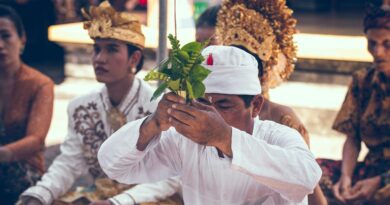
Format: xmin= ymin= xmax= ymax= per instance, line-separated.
xmin=255 ymin=119 xmax=306 ymax=147
xmin=268 ymin=101 xmax=301 ymax=125
xmin=20 ymin=64 xmax=54 ymax=88
xmin=351 ymin=67 xmax=375 ymax=86
xmin=136 ymin=78 xmax=159 ymax=110
xmin=67 ymin=88 xmax=103 ymax=112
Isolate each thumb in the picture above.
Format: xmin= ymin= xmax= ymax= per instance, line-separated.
xmin=350 ymin=182 xmax=363 ymax=195
xmin=191 ymin=99 xmax=213 ymax=111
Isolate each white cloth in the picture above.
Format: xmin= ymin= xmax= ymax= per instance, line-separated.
xmin=21 ymin=78 xmax=180 ymax=205
xmin=98 ymin=117 xmax=322 ymax=205
xmin=202 ymin=45 xmax=262 ymax=95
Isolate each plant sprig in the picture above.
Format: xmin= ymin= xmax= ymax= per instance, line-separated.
xmin=144 ymin=34 xmax=211 ymax=102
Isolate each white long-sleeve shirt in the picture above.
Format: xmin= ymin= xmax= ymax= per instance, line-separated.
xmin=98 ymin=117 xmax=322 ymax=205
xmin=21 ymin=79 xmax=180 ymax=205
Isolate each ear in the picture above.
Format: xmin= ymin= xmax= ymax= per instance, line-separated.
xmin=20 ymin=34 xmax=26 ymax=47
xmin=127 ymin=50 xmax=142 ymax=69
xmin=251 ymin=95 xmax=264 ymax=118
xmin=19 ymin=34 xmax=26 ymax=54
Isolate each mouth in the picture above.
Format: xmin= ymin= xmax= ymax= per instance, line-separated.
xmin=94 ymin=66 xmax=109 ymax=75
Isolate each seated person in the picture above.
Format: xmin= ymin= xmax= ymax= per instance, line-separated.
xmin=0 ymin=5 xmax=54 ymax=205
xmin=317 ymin=9 xmax=390 ymax=205
xmin=98 ymin=45 xmax=322 ymax=205
xmin=20 ymin=2 xmax=180 ymax=205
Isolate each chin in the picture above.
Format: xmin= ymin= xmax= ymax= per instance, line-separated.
xmin=375 ymin=64 xmax=390 ymax=76
xmin=95 ymin=75 xmax=110 ymax=83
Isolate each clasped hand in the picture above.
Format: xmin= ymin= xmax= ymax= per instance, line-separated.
xmin=150 ymin=93 xmax=232 ymax=154
xmin=333 ymin=175 xmax=381 ymax=204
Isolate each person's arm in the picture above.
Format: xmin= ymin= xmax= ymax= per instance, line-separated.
xmin=20 ymin=104 xmax=89 ymax=204
xmin=341 ymin=134 xmax=361 ymax=180
xmin=108 ymin=176 xmax=181 ymax=205
xmin=98 ymin=116 xmax=181 ymax=185
xmin=230 ymin=123 xmax=322 ymax=203
xmin=4 ymin=82 xmax=54 ymax=161
xmin=98 ymin=93 xmax=184 ymax=185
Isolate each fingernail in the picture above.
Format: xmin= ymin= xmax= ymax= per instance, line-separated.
xmin=167 ymin=108 xmax=171 ymax=114
xmin=168 ymin=117 xmax=172 ymax=122
xmin=172 ymin=104 xmax=177 ymax=108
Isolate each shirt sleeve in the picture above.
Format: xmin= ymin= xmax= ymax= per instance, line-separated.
xmin=21 ymin=103 xmax=88 ymax=204
xmin=230 ymin=123 xmax=322 ymax=203
xmin=6 ymin=82 xmax=54 ymax=161
xmin=332 ymin=72 xmax=361 ymax=139
xmin=109 ymin=176 xmax=181 ymax=205
xmin=98 ymin=117 xmax=181 ymax=185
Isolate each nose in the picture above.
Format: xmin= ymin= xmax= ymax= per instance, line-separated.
xmin=93 ymin=50 xmax=108 ymax=64
xmin=371 ymin=45 xmax=385 ymax=59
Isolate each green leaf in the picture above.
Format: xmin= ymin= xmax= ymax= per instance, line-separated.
xmin=177 ymin=50 xmax=190 ymax=62
xmin=191 ymin=80 xmax=206 ymax=99
xmin=182 ymin=41 xmax=203 ymax=53
xmin=167 ymin=79 xmax=180 ymax=90
xmin=168 ymin=34 xmax=180 ymax=50
xmin=150 ymin=81 xmax=169 ymax=101
xmin=185 ymin=80 xmax=195 ymax=99
xmin=189 ymin=65 xmax=212 ymax=82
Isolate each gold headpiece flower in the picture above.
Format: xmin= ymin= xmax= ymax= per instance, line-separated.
xmin=217 ymin=0 xmax=297 ymax=92
xmin=82 ymin=1 xmax=145 ymax=49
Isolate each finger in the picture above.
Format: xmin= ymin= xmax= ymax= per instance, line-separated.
xmin=350 ymin=182 xmax=363 ymax=194
xmin=171 ymin=103 xmax=200 ymax=118
xmin=344 ymin=190 xmax=364 ymax=202
xmin=333 ymin=184 xmax=346 ymax=203
xmin=165 ymin=92 xmax=186 ymax=104
xmin=169 ymin=116 xmax=191 ymax=134
xmin=191 ymin=99 xmax=214 ymax=111
xmin=168 ymin=107 xmax=195 ymax=126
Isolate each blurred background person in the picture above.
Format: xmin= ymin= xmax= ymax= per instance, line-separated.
xmin=19 ymin=2 xmax=180 ymax=205
xmin=3 ymin=0 xmax=65 ymax=83
xmin=0 ymin=5 xmax=54 ymax=205
xmin=317 ymin=8 xmax=390 ymax=205
xmin=195 ymin=4 xmax=220 ymax=45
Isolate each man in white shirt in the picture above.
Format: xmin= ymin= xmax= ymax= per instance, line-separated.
xmin=98 ymin=45 xmax=322 ymax=205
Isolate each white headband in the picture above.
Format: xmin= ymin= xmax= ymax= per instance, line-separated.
xmin=202 ymin=45 xmax=262 ymax=95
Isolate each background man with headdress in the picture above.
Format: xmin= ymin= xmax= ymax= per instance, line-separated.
xmin=98 ymin=45 xmax=322 ymax=205
xmin=19 ymin=2 xmax=180 ymax=205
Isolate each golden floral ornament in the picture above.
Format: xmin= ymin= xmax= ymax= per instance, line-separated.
xmin=217 ymin=0 xmax=297 ymax=93
xmin=217 ymin=4 xmax=275 ymax=62
xmin=82 ymin=1 xmax=145 ymax=49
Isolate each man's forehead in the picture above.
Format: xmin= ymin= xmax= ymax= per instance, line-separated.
xmin=94 ymin=38 xmax=125 ymax=46
xmin=204 ymin=93 xmax=239 ymax=101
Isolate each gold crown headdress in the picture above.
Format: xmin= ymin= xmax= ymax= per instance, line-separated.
xmin=82 ymin=1 xmax=145 ymax=49
xmin=217 ymin=0 xmax=297 ymax=92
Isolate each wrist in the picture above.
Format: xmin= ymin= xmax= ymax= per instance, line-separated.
xmin=216 ymin=126 xmax=232 ymax=157
xmin=137 ymin=116 xmax=160 ymax=151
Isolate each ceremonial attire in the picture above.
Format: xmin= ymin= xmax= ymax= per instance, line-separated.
xmin=22 ymin=78 xmax=180 ymax=205
xmin=99 ymin=117 xmax=321 ymax=205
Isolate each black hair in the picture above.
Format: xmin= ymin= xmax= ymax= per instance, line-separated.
xmin=231 ymin=45 xmax=264 ymax=78
xmin=127 ymin=44 xmax=144 ymax=73
xmin=238 ymin=95 xmax=255 ymax=108
xmin=0 ymin=5 xmax=25 ymax=38
xmin=196 ymin=5 xmax=221 ymax=28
